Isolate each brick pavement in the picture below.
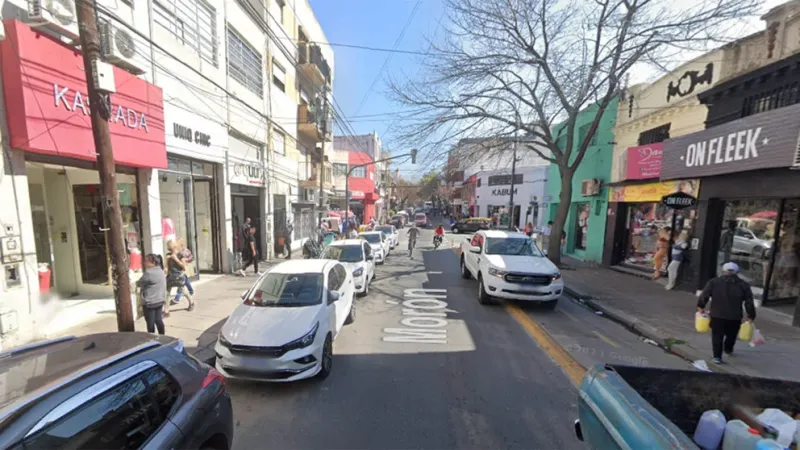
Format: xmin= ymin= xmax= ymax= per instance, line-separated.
xmin=561 ymin=257 xmax=800 ymax=381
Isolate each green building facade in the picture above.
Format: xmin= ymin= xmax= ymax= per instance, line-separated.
xmin=546 ymin=100 xmax=618 ymax=263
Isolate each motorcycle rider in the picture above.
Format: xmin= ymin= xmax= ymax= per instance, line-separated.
xmin=433 ymin=224 xmax=445 ymax=247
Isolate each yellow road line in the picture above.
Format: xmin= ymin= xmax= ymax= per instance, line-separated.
xmin=506 ymin=304 xmax=586 ymax=386
xmin=560 ymin=309 xmax=579 ymax=322
xmin=592 ymin=331 xmax=621 ymax=348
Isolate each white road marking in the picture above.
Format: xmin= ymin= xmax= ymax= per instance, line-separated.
xmin=385 ymin=299 xmax=399 ymax=305
xmin=383 ymin=288 xmax=449 ymax=344
xmin=427 ymin=271 xmax=443 ymax=275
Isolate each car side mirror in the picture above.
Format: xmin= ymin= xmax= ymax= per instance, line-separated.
xmin=469 ymin=246 xmax=481 ymax=254
xmin=367 ymin=255 xmax=374 ymax=261
xmin=240 ymin=290 xmax=248 ymax=300
xmin=328 ymin=290 xmax=341 ymax=303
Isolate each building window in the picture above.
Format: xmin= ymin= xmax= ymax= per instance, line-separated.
xmin=574 ymin=203 xmax=590 ymax=251
xmin=350 ymin=166 xmax=366 ymax=178
xmin=488 ymin=174 xmax=523 ymax=186
xmin=276 ymin=0 xmax=285 ymax=25
xmin=154 ymin=0 xmax=218 ymax=66
xmin=578 ymin=123 xmax=598 ymax=147
xmin=227 ymin=27 xmax=263 ymax=98
xmin=741 ymin=82 xmax=800 ymax=118
xmin=272 ymin=129 xmax=286 ymax=155
xmin=272 ymin=59 xmax=286 ymax=92
xmin=477 ymin=178 xmax=481 ymax=187
xmin=333 ymin=163 xmax=348 ymax=177
xmin=638 ymin=123 xmax=670 ymax=145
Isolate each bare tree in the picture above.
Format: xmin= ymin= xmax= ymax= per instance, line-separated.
xmin=390 ymin=0 xmax=759 ymax=264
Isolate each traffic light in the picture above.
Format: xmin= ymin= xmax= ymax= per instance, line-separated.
xmin=410 ymin=148 xmax=417 ymax=164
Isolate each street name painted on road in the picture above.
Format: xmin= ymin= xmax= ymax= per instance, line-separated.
xmin=383 ymin=289 xmax=449 ymax=344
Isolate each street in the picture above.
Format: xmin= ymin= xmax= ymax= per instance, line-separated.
xmin=226 ymin=222 xmax=691 ymax=449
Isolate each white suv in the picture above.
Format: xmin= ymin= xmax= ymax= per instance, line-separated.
xmin=460 ymin=230 xmax=563 ymax=308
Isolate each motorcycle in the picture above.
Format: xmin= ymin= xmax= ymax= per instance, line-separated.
xmin=433 ymin=234 xmax=443 ymax=250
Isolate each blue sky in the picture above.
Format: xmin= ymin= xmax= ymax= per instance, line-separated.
xmin=309 ymin=0 xmax=444 ymax=180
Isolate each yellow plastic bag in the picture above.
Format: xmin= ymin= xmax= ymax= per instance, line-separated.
xmin=695 ymin=312 xmax=710 ymax=333
xmin=738 ymin=321 xmax=754 ymax=341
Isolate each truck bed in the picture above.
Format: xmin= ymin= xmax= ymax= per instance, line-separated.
xmin=578 ymin=364 xmax=800 ymax=449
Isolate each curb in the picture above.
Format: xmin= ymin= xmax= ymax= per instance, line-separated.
xmin=563 ymin=286 xmax=737 ymax=374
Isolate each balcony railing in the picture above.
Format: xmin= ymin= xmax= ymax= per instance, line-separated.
xmin=297 ymin=104 xmax=332 ymax=142
xmin=298 ymin=42 xmax=331 ymax=85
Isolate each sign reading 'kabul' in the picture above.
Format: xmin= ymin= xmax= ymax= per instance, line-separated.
xmin=660 ymin=102 xmax=800 ymax=180
xmin=661 ymin=191 xmax=697 ymax=210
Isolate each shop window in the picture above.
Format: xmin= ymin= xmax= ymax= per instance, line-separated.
xmin=621 ymin=201 xmax=697 ymax=272
xmin=717 ymin=199 xmax=780 ymax=298
xmin=574 ymin=203 xmax=590 ymax=250
xmin=767 ymin=199 xmax=800 ymax=302
xmin=227 ymin=27 xmax=264 ymax=98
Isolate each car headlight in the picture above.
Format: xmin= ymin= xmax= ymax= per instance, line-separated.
xmin=488 ymin=267 xmax=507 ymax=278
xmin=218 ymin=334 xmax=231 ymax=348
xmin=552 ymin=272 xmax=562 ymax=281
xmin=284 ymin=322 xmax=319 ymax=351
xmin=353 ymin=267 xmax=364 ymax=277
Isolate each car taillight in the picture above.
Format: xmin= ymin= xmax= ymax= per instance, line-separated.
xmin=202 ymin=367 xmax=226 ymax=389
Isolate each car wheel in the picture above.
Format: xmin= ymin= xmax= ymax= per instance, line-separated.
xmin=345 ymin=302 xmax=356 ymax=324
xmin=358 ymin=278 xmax=370 ymax=297
xmin=477 ymin=274 xmax=492 ymax=305
xmin=452 ymin=227 xmax=459 ymax=234
xmin=460 ymin=256 xmax=472 ymax=279
xmin=751 ymin=245 xmax=765 ymax=258
xmin=318 ymin=334 xmax=333 ymax=380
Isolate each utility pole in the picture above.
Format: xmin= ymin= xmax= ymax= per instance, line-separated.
xmin=508 ymin=123 xmax=519 ymax=231
xmin=318 ymin=90 xmax=329 ymax=225
xmin=76 ymin=1 xmax=134 ymax=331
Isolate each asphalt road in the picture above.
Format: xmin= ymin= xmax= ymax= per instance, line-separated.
xmin=227 ymin=220 xmax=690 ymax=449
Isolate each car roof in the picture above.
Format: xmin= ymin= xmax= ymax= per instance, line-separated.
xmin=270 ymin=259 xmax=334 ymax=273
xmin=480 ymin=230 xmax=529 ymax=239
xmin=329 ymin=239 xmax=366 ymax=247
xmin=0 ymin=333 xmax=177 ymax=419
xmin=359 ymin=231 xmax=382 ymax=236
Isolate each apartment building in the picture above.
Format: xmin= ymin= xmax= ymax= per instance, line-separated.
xmin=333 ymin=133 xmax=386 ymax=223
xmin=0 ymin=0 xmax=333 ymax=348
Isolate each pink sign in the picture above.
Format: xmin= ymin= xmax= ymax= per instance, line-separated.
xmin=625 ymin=143 xmax=664 ymax=180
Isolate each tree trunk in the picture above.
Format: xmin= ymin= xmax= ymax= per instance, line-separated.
xmin=547 ymin=168 xmax=574 ymax=266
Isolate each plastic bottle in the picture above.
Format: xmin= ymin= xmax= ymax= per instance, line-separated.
xmin=754 ymin=439 xmax=784 ymax=450
xmin=694 ymin=409 xmax=727 ymax=450
xmin=722 ymin=420 xmax=762 ymax=450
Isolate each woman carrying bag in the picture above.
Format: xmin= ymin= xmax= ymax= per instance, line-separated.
xmin=137 ymin=254 xmax=167 ymax=335
xmin=165 ymin=240 xmax=194 ymax=317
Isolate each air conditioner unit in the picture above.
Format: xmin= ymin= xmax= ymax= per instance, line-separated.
xmin=99 ymin=21 xmax=145 ymax=75
xmin=28 ymin=0 xmax=80 ymax=40
xmin=581 ymin=178 xmax=601 ymax=196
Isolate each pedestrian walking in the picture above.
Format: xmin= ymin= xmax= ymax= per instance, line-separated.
xmin=172 ymin=238 xmax=195 ymax=305
xmin=284 ymin=220 xmax=294 ymax=258
xmin=165 ymin=240 xmax=194 ymax=316
xmin=137 ymin=254 xmax=167 ymax=335
xmin=697 ymin=262 xmax=756 ymax=364
xmin=665 ymin=230 xmax=689 ymax=290
xmin=239 ymin=225 xmax=260 ymax=276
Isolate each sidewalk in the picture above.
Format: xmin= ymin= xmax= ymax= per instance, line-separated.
xmin=560 ymin=257 xmax=800 ymax=381
xmin=57 ymin=255 xmax=299 ymax=364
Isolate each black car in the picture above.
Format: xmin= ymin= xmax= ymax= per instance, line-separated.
xmin=451 ymin=218 xmax=491 ymax=234
xmin=0 ymin=333 xmax=233 ymax=450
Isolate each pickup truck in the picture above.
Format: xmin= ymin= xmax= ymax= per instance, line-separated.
xmin=459 ymin=230 xmax=563 ymax=307
xmin=575 ymin=364 xmax=800 ymax=449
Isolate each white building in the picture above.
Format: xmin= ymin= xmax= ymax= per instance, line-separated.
xmin=0 ymin=0 xmax=333 ymax=349
xmin=473 ymin=166 xmax=549 ymax=229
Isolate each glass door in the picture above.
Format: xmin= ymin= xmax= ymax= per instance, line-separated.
xmin=767 ymin=199 xmax=800 ymax=302
xmin=72 ymin=185 xmax=109 ymax=285
xmin=193 ymin=179 xmax=215 ymax=272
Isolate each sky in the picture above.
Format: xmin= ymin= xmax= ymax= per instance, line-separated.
xmin=309 ymin=0 xmax=784 ymax=181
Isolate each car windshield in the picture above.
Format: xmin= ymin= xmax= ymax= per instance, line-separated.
xmin=484 ymin=238 xmax=544 ymax=257
xmin=361 ymin=234 xmax=382 ymax=244
xmin=377 ymin=226 xmax=393 ymax=234
xmin=415 ymin=214 xmax=426 ymax=220
xmin=322 ymin=245 xmax=363 ymax=263
xmin=245 ymin=273 xmax=323 ymax=307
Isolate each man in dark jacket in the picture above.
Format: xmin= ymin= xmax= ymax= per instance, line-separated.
xmin=697 ymin=262 xmax=756 ymax=364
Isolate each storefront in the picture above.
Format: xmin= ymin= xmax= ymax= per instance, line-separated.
xmin=661 ymin=102 xmax=800 ymax=303
xmin=475 ymin=166 xmax=548 ymax=228
xmin=228 ymin=134 xmax=267 ymax=259
xmin=1 ymin=20 xmax=167 ymax=297
xmin=160 ymin=103 xmax=226 ymax=275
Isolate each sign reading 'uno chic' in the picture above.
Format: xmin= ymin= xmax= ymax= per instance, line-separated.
xmin=173 ymin=123 xmax=211 ymax=147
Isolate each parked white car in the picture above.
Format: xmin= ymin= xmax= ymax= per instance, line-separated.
xmin=359 ymin=231 xmax=388 ymax=264
xmin=215 ymin=259 xmax=355 ymax=382
xmin=460 ymin=230 xmax=563 ymax=308
xmin=322 ymin=239 xmax=376 ymax=296
xmin=376 ymin=225 xmax=399 ymax=249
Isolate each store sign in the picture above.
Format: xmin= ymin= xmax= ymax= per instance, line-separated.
xmin=609 ymin=180 xmax=700 ymax=203
xmin=230 ymin=161 xmax=265 ymax=186
xmin=491 ymin=188 xmax=518 ymax=196
xmin=0 ymin=21 xmax=167 ymax=168
xmin=661 ymin=192 xmax=697 ymax=209
xmin=349 ymin=190 xmax=365 ymax=200
xmin=165 ymin=103 xmax=227 ymax=163
xmin=661 ymin=102 xmax=800 ymax=180
xmin=173 ymin=123 xmax=211 ymax=147
xmin=625 ymin=143 xmax=663 ymax=180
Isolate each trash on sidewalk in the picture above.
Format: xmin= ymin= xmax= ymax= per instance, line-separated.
xmin=693 ymin=360 xmax=712 ymax=372
xmin=643 ymin=338 xmax=659 ymax=346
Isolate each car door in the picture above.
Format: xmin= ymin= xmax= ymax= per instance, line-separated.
xmin=465 ymin=232 xmax=484 ymax=276
xmin=332 ymin=264 xmax=352 ymax=333
xmin=326 ymin=266 xmax=342 ymax=336
xmin=363 ymin=242 xmax=375 ymax=280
